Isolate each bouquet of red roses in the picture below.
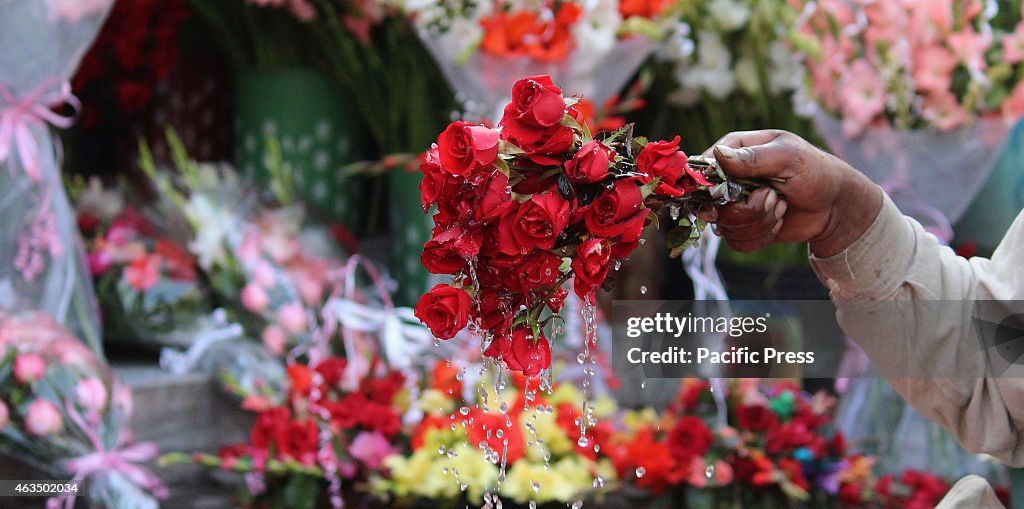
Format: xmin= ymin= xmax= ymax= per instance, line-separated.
xmin=415 ymin=75 xmax=765 ymax=376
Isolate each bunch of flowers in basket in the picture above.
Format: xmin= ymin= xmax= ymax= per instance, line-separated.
xmin=606 ymin=379 xmax=873 ymax=507
xmin=0 ymin=310 xmax=166 ymax=508
xmin=72 ymin=178 xmax=207 ymax=348
xmin=139 ymin=133 xmax=347 ymax=357
xmin=414 ymin=74 xmax=766 ymax=375
xmin=790 ymin=0 xmax=1024 ymax=135
xmin=370 ymin=361 xmax=619 ymax=507
xmin=166 ymin=354 xmax=409 ymax=509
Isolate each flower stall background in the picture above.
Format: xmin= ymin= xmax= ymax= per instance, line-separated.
xmin=0 ymin=0 xmax=1023 ymax=508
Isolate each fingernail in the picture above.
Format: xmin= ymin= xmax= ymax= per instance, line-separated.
xmin=772 ymin=221 xmax=783 ymax=235
xmin=775 ymin=201 xmax=788 ymax=220
xmin=715 ymin=145 xmax=737 ymax=159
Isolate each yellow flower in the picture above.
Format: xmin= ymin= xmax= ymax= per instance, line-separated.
xmin=442 ymin=443 xmax=500 ymax=504
xmin=521 ymin=407 xmax=573 ymax=460
xmin=501 ymin=458 xmax=586 ymax=504
xmin=592 ymin=394 xmax=618 ymax=419
xmin=418 ymin=388 xmax=456 ymax=415
xmin=381 ymin=450 xmax=458 ymax=501
xmin=547 ymin=383 xmax=583 ymax=407
xmin=623 ymin=408 xmax=660 ymax=431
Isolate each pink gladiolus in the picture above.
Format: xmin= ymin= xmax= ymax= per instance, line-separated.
xmin=1004 ymin=23 xmax=1024 ymax=63
xmin=349 ymin=431 xmax=397 ymax=471
xmin=253 ymin=261 xmax=277 ymax=288
xmin=25 ymin=399 xmax=62 ymax=436
xmin=839 ymin=59 xmax=887 ymax=136
xmin=277 ymin=302 xmax=308 ymax=334
xmin=241 ymin=282 xmax=270 ymax=313
xmin=1003 ymin=81 xmax=1024 ymax=120
xmin=262 ymin=325 xmax=287 ymax=356
xmin=922 ymin=89 xmax=969 ymax=131
xmin=75 ymin=378 xmax=108 ymax=413
xmin=0 ymin=400 xmax=8 ymax=429
xmin=949 ymin=30 xmax=991 ymax=71
xmin=14 ymin=354 xmax=46 ymax=383
xmin=912 ymin=45 xmax=956 ymax=93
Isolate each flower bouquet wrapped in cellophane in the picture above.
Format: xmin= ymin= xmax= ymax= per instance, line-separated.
xmin=0 ymin=309 xmax=166 ymax=509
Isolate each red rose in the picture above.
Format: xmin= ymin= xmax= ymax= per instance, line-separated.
xmin=667 ymin=416 xmax=713 ymax=460
xmin=547 ymin=287 xmax=568 ymax=312
xmin=414 ymin=284 xmax=471 ymax=339
xmin=736 ymin=404 xmax=779 ymax=432
xmin=516 ymin=250 xmax=563 ymax=294
xmin=437 ymin=121 xmax=500 ymax=177
xmin=315 ymin=357 xmax=348 ymax=388
xmin=583 ymin=181 xmax=649 ymax=242
xmin=635 ymin=136 xmax=707 ymax=197
xmin=502 ymin=75 xmax=567 ymax=128
xmin=421 ymin=239 xmax=467 ymax=274
xmin=466 ymin=170 xmax=514 ymax=225
xmin=839 ymin=482 xmax=864 ymax=504
xmin=483 ymin=330 xmax=512 ymax=362
xmin=565 ymin=140 xmax=614 ymax=183
xmin=251 ymin=407 xmax=290 ymax=450
xmin=419 ymin=145 xmax=463 ymax=211
xmin=280 ymin=418 xmax=319 ymax=465
xmin=765 ymin=421 xmax=815 ymax=454
xmin=504 ymin=326 xmax=552 ymax=376
xmin=571 ymin=238 xmax=611 ymax=301
xmin=499 ymin=76 xmax=576 ymax=165
xmin=508 ymin=192 xmax=570 ymax=254
xmin=467 ymin=410 xmax=525 ymax=462
xmin=431 ymin=361 xmax=463 ymax=397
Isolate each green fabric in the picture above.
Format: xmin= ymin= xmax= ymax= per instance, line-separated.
xmin=235 ymin=68 xmax=365 ymax=229
xmin=955 ymin=119 xmax=1024 ymax=254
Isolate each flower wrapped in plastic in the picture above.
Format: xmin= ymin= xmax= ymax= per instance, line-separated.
xmin=72 ymin=178 xmax=209 ymax=349
xmin=0 ymin=309 xmax=166 ymax=509
xmin=406 ymin=1 xmax=673 ymax=122
xmin=0 ymin=0 xmax=115 ymax=353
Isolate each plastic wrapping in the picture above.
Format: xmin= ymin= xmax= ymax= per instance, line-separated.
xmin=0 ymin=309 xmax=164 ymax=509
xmin=0 ymin=0 xmax=113 ymax=354
xmin=420 ymin=32 xmax=653 ymax=123
xmin=814 ymin=113 xmax=1011 ymax=242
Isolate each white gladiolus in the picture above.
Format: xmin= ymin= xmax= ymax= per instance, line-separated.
xmin=185 ymin=195 xmax=231 ymax=270
xmin=735 ymin=56 xmax=761 ymax=96
xmin=768 ymin=40 xmax=802 ymax=94
xmin=689 ymin=30 xmax=736 ymax=99
xmin=707 ymin=0 xmax=751 ymax=32
xmin=657 ymin=22 xmax=695 ymax=63
xmin=446 ymin=16 xmax=484 ymax=55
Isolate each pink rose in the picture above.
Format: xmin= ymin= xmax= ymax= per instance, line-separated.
xmin=277 ymin=302 xmax=308 ymax=334
xmin=349 ymin=431 xmax=397 ymax=471
xmin=75 ymin=378 xmax=108 ymax=413
xmin=25 ymin=399 xmax=62 ymax=436
xmin=262 ymin=325 xmax=287 ymax=356
xmin=14 ymin=353 xmax=46 ymax=384
xmin=241 ymin=282 xmax=270 ymax=313
xmin=0 ymin=400 xmax=8 ymax=429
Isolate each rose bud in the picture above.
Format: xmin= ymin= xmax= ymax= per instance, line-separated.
xmin=14 ymin=353 xmax=46 ymax=384
xmin=415 ymin=284 xmax=472 ymax=340
xmin=25 ymin=399 xmax=63 ymax=436
xmin=506 ymin=326 xmax=552 ymax=376
xmin=584 ymin=181 xmax=649 ymax=242
xmin=572 ymin=238 xmax=612 ymax=301
xmin=565 ymin=140 xmax=614 ymax=183
xmin=635 ymin=136 xmax=708 ymax=196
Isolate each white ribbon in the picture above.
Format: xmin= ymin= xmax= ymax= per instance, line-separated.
xmin=158 ymin=309 xmax=245 ymax=375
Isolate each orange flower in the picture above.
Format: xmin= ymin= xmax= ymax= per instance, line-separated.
xmin=479 ymin=3 xmax=583 ymax=62
xmin=287 ymin=364 xmax=313 ymax=396
xmin=619 ymin=0 xmax=672 ymax=19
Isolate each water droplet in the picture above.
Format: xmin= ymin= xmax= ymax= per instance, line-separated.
xmin=577 ymin=436 xmax=589 ymax=447
xmin=496 ymin=429 xmax=504 ymax=439
xmin=433 ymin=338 xmax=441 ymax=347
xmin=593 ymin=444 xmax=600 ymax=453
xmin=531 ymin=481 xmax=540 ymax=492
xmin=670 ymin=204 xmax=681 ymax=220
xmin=593 ymin=476 xmax=605 ymax=488
xmin=705 ymin=464 xmax=715 ymax=479
xmin=640 ymin=285 xmax=648 ymax=295
xmin=638 ymin=238 xmax=646 ymax=245
xmin=636 ymin=467 xmax=647 ymax=478
xmin=640 ymin=380 xmax=646 ymax=389
xmin=438 ymin=445 xmax=446 ymax=455
xmin=456 ymin=371 xmax=464 ymax=381
xmin=576 ymin=352 xmax=587 ymax=364
xmin=571 ymin=501 xmax=584 ymax=509
xmin=460 ymin=406 xmax=471 ymax=416
xmin=529 ymin=502 xmax=537 ymax=509
xmin=614 ymin=260 xmax=622 ymax=271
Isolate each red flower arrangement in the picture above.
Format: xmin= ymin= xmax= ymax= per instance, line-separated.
xmin=415 ymin=75 xmax=766 ymax=375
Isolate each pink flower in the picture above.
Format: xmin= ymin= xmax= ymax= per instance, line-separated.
xmin=262 ymin=325 xmax=287 ymax=356
xmin=713 ymin=460 xmax=734 ymax=486
xmin=0 ymin=400 xmax=8 ymax=429
xmin=863 ymin=2 xmax=909 ymax=48
xmin=277 ymin=302 xmax=308 ymax=334
xmin=241 ymin=282 xmax=270 ymax=313
xmin=1003 ymin=80 xmax=1024 ymax=120
xmin=922 ymin=90 xmax=969 ymax=130
xmin=253 ymin=261 xmax=277 ymax=288
xmin=1003 ymin=22 xmax=1024 ymax=63
xmin=25 ymin=399 xmax=62 ymax=436
xmin=75 ymin=378 xmax=108 ymax=413
xmin=292 ymin=267 xmax=327 ymax=305
xmin=87 ymin=250 xmax=112 ymax=276
xmin=124 ymin=253 xmax=162 ymax=290
xmin=912 ymin=45 xmax=956 ymax=93
xmin=46 ymin=0 xmax=108 ymax=23
xmin=909 ymin=0 xmax=953 ymax=43
xmin=113 ymin=383 xmax=133 ymax=417
xmin=14 ymin=354 xmax=46 ymax=383
xmin=238 ymin=230 xmax=262 ymax=265
xmin=949 ymin=29 xmax=991 ymax=71
xmin=687 ymin=456 xmax=708 ymax=488
xmin=840 ymin=59 xmax=887 ymax=136
xmin=349 ymin=431 xmax=397 ymax=471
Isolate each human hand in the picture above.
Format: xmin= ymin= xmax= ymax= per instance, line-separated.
xmin=697 ymin=130 xmax=882 ymax=257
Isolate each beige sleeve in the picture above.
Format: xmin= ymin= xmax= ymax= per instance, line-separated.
xmin=809 ymin=191 xmax=1024 ymax=466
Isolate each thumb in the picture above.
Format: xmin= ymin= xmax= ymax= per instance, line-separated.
xmin=713 ymin=142 xmax=789 ymax=180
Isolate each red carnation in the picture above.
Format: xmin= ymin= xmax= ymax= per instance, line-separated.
xmin=666 ymin=416 xmax=713 ymax=460
xmin=571 ymin=238 xmax=612 ymax=301
xmin=415 ymin=284 xmax=471 ymax=340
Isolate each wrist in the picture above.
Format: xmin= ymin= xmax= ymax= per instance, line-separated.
xmin=809 ymin=170 xmax=883 ymax=258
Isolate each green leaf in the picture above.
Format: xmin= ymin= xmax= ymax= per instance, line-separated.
xmin=646 ymin=210 xmax=660 ymax=232
xmin=639 ymin=177 xmax=661 ymax=200
xmin=283 ymin=474 xmax=321 ymax=509
xmin=499 ymin=139 xmax=526 ymax=155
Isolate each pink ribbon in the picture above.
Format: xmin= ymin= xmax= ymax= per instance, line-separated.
xmin=0 ymin=79 xmax=79 ymax=181
xmin=48 ymin=403 xmax=167 ymax=509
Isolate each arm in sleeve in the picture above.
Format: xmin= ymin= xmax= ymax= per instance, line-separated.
xmin=809 ymin=190 xmax=1024 ymax=466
